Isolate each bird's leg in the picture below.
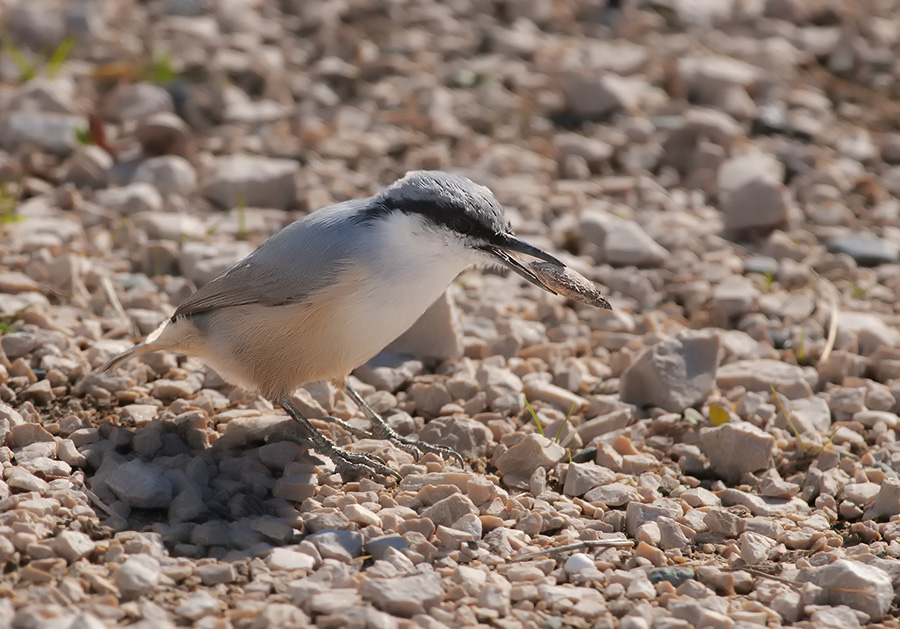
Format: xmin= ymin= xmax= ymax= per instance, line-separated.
xmin=343 ymin=383 xmax=465 ymax=468
xmin=276 ymin=396 xmax=401 ymax=481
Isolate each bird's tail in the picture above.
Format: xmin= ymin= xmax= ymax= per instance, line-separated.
xmin=98 ymin=319 xmax=177 ymax=373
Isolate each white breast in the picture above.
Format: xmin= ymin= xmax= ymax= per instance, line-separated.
xmin=332 ymin=212 xmax=473 ymax=368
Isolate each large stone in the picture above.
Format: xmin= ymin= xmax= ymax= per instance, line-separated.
xmin=620 ymin=330 xmax=720 ymax=412
xmin=699 ymin=422 xmax=775 ymax=483
xmin=106 ymin=459 xmax=173 ymax=509
xmin=722 ymin=178 xmax=791 ymax=235
xmin=382 ymin=290 xmax=463 ymax=361
xmin=717 ymin=359 xmax=815 ymax=393
xmin=837 ymin=312 xmax=900 ymax=355
xmin=418 ymin=416 xmax=492 ymax=460
xmin=579 ymin=209 xmax=668 ymax=267
xmin=201 ymin=154 xmax=299 ymax=210
xmin=826 ymin=234 xmax=900 ymax=267
xmin=1 ymin=111 xmax=84 ymax=155
xmin=133 ymin=156 xmax=197 ymax=197
xmin=95 ymin=183 xmax=163 ymax=215
xmin=361 ymin=572 xmax=444 ymax=617
xmin=495 ymin=433 xmax=566 ymax=488
xmin=560 ymin=73 xmax=651 ymax=119
xmin=563 ymin=462 xmax=616 ymax=497
xmin=800 ymin=560 xmax=894 ymax=621
xmin=114 ymin=555 xmax=161 ymax=599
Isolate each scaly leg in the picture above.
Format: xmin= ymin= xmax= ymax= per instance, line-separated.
xmin=344 ymin=383 xmax=465 ymax=468
xmin=276 ymin=396 xmax=401 ymax=481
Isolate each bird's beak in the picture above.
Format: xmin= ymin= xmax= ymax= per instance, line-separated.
xmin=481 ymin=234 xmax=564 ymax=294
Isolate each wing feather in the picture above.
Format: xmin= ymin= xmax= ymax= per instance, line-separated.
xmin=172 ymin=199 xmax=370 ymax=319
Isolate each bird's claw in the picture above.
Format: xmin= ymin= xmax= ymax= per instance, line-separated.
xmin=372 ymin=425 xmax=465 ymax=468
xmin=267 ymin=429 xmax=400 ymax=482
xmin=330 ymin=447 xmax=402 ymax=482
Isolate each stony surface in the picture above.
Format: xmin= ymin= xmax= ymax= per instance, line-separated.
xmin=1 ymin=0 xmax=900 ymax=627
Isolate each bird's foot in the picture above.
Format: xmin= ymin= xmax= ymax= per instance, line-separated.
xmin=370 ymin=424 xmax=465 ymax=468
xmin=269 ymin=429 xmax=401 ymax=482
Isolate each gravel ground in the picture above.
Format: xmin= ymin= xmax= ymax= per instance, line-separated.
xmin=2 ymin=0 xmax=900 ymax=627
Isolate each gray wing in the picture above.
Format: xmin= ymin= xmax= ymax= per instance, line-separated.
xmin=172 ymin=199 xmax=370 ymax=319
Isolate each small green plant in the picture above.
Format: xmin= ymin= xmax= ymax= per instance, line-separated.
xmin=45 ymin=36 xmax=75 ymax=78
xmin=74 ymin=126 xmax=94 ymax=145
xmin=142 ymin=54 xmax=178 ymax=85
xmin=524 ymin=397 xmax=544 ymax=437
xmin=763 ymin=269 xmax=775 ymax=291
xmin=849 ymin=281 xmax=868 ymax=299
xmin=3 ymin=36 xmax=76 ymax=83
xmin=0 ymin=181 xmax=24 ymax=225
xmin=554 ymin=402 xmax=576 ymax=443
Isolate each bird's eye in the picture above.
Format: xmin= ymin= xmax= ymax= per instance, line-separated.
xmin=454 ymin=218 xmax=473 ymax=234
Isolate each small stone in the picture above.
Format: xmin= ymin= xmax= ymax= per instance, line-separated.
xmin=722 ymin=179 xmax=791 ymax=236
xmin=106 ymin=459 xmax=173 ymax=509
xmin=365 ymin=534 xmax=409 ymax=561
xmin=579 ymin=210 xmax=668 ymax=268
xmin=133 ymin=155 xmax=197 ymax=197
xmin=1 ymin=332 xmax=38 ymax=359
xmin=201 ymin=153 xmax=299 ymax=210
xmin=776 ymin=396 xmax=831 ymax=435
xmin=625 ymin=500 xmax=683 ymax=538
xmin=838 ymin=312 xmax=900 ymax=355
xmin=620 ymin=330 xmax=720 ymax=412
xmin=827 ymin=234 xmax=900 ymax=267
xmin=114 ymin=555 xmax=161 ymax=599
xmin=361 ymin=572 xmax=444 ymax=617
xmin=0 ymin=273 xmax=42 ymax=294
xmin=135 ymin=112 xmax=191 ymax=157
xmin=53 ymin=531 xmax=94 ymax=563
xmin=703 ymin=508 xmax=744 ymax=537
xmin=305 ymin=530 xmax=363 ymax=562
xmin=196 ymin=562 xmax=236 ymax=586
xmin=101 ymin=83 xmax=173 ymax=123
xmin=563 ymin=462 xmax=616 ymax=497
xmin=20 ymin=380 xmax=53 ymax=405
xmin=495 ymin=433 xmax=566 ymax=488
xmin=584 ymin=482 xmax=636 ymax=506
xmin=8 ymin=423 xmax=55 ymax=448
xmin=418 ymin=416 xmax=492 ymax=460
xmin=176 ymin=590 xmax=221 ymax=620
xmin=739 ymin=531 xmax=776 ymax=565
xmin=720 ymin=489 xmax=811 ymax=517
xmin=699 ymin=422 xmax=775 ymax=483
xmin=564 ymin=553 xmax=595 ymax=575
xmin=420 ymin=493 xmax=478 ymax=528
xmin=272 ymin=474 xmax=317 ymax=503
xmin=266 ymin=548 xmax=316 ymax=572
xmin=560 ymin=73 xmax=648 ymax=119
xmin=95 ymin=182 xmax=163 ymax=215
xmin=1 ymin=111 xmax=84 ymax=155
xmin=648 ymin=567 xmax=697 ymax=587
xmin=866 ymin=478 xmax=900 ymax=519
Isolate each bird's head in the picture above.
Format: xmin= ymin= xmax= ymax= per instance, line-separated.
xmin=366 ymin=170 xmax=562 ymax=293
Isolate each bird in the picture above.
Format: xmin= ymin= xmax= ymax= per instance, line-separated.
xmin=100 ymin=170 xmax=565 ymax=479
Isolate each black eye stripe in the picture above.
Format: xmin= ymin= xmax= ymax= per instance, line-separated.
xmin=364 ymin=198 xmax=500 ymax=241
